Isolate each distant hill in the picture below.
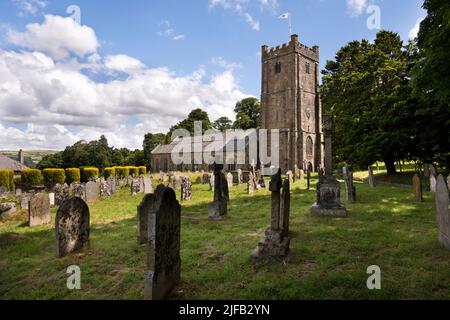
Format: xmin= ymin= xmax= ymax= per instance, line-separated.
xmin=0 ymin=150 xmax=60 ymax=168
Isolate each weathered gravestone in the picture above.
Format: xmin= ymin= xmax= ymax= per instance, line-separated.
xmin=28 ymin=193 xmax=51 ymax=227
xmin=306 ymin=168 xmax=311 ymax=190
xmin=139 ymin=175 xmax=145 ymax=193
xmin=430 ymin=175 xmax=437 ymax=193
xmin=56 ymin=197 xmax=90 ymax=258
xmin=85 ymin=181 xmax=99 ymax=203
xmin=368 ymin=166 xmax=376 ymax=188
xmin=144 ymin=186 xmax=181 ymax=300
xmin=0 ymin=202 xmax=16 ymax=219
xmin=436 ymin=175 xmax=450 ymax=250
xmin=181 ymin=177 xmax=193 ymax=202
xmin=71 ymin=182 xmax=86 ymax=200
xmin=54 ymin=183 xmax=69 ymax=206
xmin=202 ymin=173 xmax=210 ymax=185
xmin=237 ymin=169 xmax=243 ymax=185
xmin=108 ymin=177 xmax=117 ymax=194
xmin=195 ymin=176 xmax=202 ymax=184
xmin=144 ymin=176 xmax=154 ymax=194
xmin=49 ymin=193 xmax=55 ymax=207
xmin=413 ymin=174 xmax=423 ymax=202
xmin=20 ymin=194 xmax=30 ymax=210
xmin=252 ymin=169 xmax=290 ymax=262
xmin=227 ymin=172 xmax=233 ymax=189
xmin=100 ymin=181 xmax=111 ymax=198
xmin=209 ymin=174 xmax=215 ymax=192
xmin=286 ymin=171 xmax=294 ymax=184
xmin=208 ymin=164 xmax=228 ymax=221
xmin=137 ymin=193 xmax=155 ymax=245
xmin=247 ymin=172 xmax=256 ymax=194
xmin=173 ymin=176 xmax=182 ymax=190
xmin=131 ymin=178 xmax=140 ymax=196
xmin=343 ymin=166 xmax=356 ymax=203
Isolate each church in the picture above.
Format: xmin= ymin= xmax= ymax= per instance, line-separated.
xmin=151 ymin=34 xmax=324 ymax=173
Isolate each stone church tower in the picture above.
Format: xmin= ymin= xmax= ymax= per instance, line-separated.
xmin=261 ymin=34 xmax=323 ymax=173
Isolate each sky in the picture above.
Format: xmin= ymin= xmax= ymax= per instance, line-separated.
xmin=0 ymin=0 xmax=426 ymax=150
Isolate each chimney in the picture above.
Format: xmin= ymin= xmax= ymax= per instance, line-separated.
xmin=19 ymin=149 xmax=24 ymax=165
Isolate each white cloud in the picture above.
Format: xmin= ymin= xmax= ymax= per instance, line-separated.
xmin=211 ymin=56 xmax=242 ymax=70
xmin=209 ymin=0 xmax=262 ymax=31
xmin=104 ymin=54 xmax=146 ymax=74
xmin=346 ymin=0 xmax=367 ymax=17
xmin=158 ymin=20 xmax=186 ymax=41
xmin=13 ymin=0 xmax=47 ymax=17
xmin=409 ymin=17 xmax=424 ymax=39
xmin=7 ymin=14 xmax=99 ymax=60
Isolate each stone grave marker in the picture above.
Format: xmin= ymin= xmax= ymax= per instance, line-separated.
xmin=413 ymin=174 xmax=423 ymax=202
xmin=85 ymin=181 xmax=99 ymax=203
xmin=436 ymin=175 xmax=450 ymax=250
xmin=28 ymin=193 xmax=51 ymax=227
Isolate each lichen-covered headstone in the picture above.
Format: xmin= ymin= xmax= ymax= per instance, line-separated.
xmin=28 ymin=193 xmax=51 ymax=227
xmin=436 ymin=175 xmax=450 ymax=250
xmin=144 ymin=176 xmax=154 ymax=194
xmin=137 ymin=194 xmax=156 ymax=244
xmin=100 ymin=181 xmax=111 ymax=198
xmin=56 ymin=197 xmax=90 ymax=258
xmin=430 ymin=175 xmax=437 ymax=193
xmin=413 ymin=174 xmax=423 ymax=202
xmin=131 ymin=178 xmax=140 ymax=196
xmin=85 ymin=181 xmax=99 ymax=203
xmin=181 ymin=177 xmax=192 ymax=202
xmin=139 ymin=175 xmax=145 ymax=193
xmin=144 ymin=186 xmax=181 ymax=300
xmin=54 ymin=183 xmax=69 ymax=206
xmin=71 ymin=182 xmax=86 ymax=200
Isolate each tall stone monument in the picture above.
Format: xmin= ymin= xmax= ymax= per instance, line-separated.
xmin=311 ymin=116 xmax=347 ymax=217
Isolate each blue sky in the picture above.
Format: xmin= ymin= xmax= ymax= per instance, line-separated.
xmin=0 ymin=0 xmax=426 ymax=150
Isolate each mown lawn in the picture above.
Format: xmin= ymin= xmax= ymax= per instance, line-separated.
xmin=1 ymin=174 xmax=449 ymax=300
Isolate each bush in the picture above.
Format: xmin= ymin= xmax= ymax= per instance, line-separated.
xmin=0 ymin=170 xmax=14 ymax=191
xmin=21 ymin=169 xmax=42 ymax=187
xmin=114 ymin=167 xmax=129 ymax=178
xmin=65 ymin=168 xmax=81 ymax=184
xmin=127 ymin=166 xmax=139 ymax=177
xmin=138 ymin=166 xmax=147 ymax=175
xmin=103 ymin=167 xmax=116 ymax=179
xmin=82 ymin=167 xmax=99 ymax=182
xmin=42 ymin=169 xmax=66 ymax=186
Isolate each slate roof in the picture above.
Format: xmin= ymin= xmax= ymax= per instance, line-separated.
xmin=0 ymin=154 xmax=29 ymax=171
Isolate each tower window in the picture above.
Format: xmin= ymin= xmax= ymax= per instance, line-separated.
xmin=306 ymin=136 xmax=313 ymax=157
xmin=305 ymin=62 xmax=311 ymax=74
xmin=275 ymin=62 xmax=282 ymax=74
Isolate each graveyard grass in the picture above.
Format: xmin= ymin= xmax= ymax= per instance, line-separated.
xmin=1 ymin=172 xmax=450 ymax=300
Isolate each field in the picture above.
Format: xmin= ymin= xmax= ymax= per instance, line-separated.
xmin=1 ymin=172 xmax=450 ymax=300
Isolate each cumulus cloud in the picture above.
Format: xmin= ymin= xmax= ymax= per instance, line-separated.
xmin=409 ymin=17 xmax=424 ymax=39
xmin=13 ymin=0 xmax=47 ymax=17
xmin=7 ymin=14 xmax=99 ymax=60
xmin=346 ymin=0 xmax=367 ymax=17
xmin=0 ymin=15 xmax=249 ymax=150
xmin=209 ymin=0 xmax=265 ymax=31
xmin=210 ymin=56 xmax=242 ymax=70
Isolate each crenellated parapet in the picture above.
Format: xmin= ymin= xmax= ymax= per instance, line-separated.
xmin=262 ymin=34 xmax=319 ymax=62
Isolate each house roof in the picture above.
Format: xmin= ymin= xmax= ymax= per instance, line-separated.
xmin=0 ymin=154 xmax=29 ymax=171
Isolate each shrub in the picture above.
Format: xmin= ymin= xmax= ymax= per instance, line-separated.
xmin=0 ymin=170 xmax=14 ymax=191
xmin=103 ymin=167 xmax=116 ymax=179
xmin=82 ymin=167 xmax=99 ymax=182
xmin=127 ymin=166 xmax=139 ymax=177
xmin=65 ymin=168 xmax=81 ymax=184
xmin=114 ymin=167 xmax=129 ymax=178
xmin=21 ymin=169 xmax=42 ymax=187
xmin=42 ymin=169 xmax=66 ymax=187
xmin=138 ymin=166 xmax=147 ymax=175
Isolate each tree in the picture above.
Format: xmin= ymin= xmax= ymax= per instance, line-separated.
xmin=322 ymin=31 xmax=414 ymax=174
xmin=168 ymin=108 xmax=212 ymax=141
xmin=37 ymin=153 xmax=63 ymax=169
xmin=213 ymin=117 xmax=233 ymax=132
xmin=143 ymin=133 xmax=166 ymax=165
xmin=411 ymin=0 xmax=450 ymax=169
xmin=233 ymin=97 xmax=261 ymax=130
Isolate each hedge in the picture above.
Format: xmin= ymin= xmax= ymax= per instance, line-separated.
xmin=43 ymin=169 xmax=66 ymax=186
xmin=65 ymin=168 xmax=81 ymax=184
xmin=21 ymin=169 xmax=42 ymax=187
xmin=0 ymin=170 xmax=14 ymax=191
xmin=103 ymin=167 xmax=116 ymax=179
xmin=127 ymin=166 xmax=139 ymax=177
xmin=82 ymin=167 xmax=99 ymax=182
xmin=114 ymin=167 xmax=129 ymax=178
xmin=138 ymin=166 xmax=147 ymax=175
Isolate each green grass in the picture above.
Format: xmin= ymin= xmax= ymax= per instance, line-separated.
xmin=1 ymin=174 xmax=450 ymax=300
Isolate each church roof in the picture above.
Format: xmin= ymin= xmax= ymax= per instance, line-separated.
xmin=0 ymin=154 xmax=29 ymax=171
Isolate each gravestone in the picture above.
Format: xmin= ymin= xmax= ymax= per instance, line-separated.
xmin=100 ymin=181 xmax=111 ymax=198
xmin=430 ymin=175 xmax=437 ymax=193
xmin=413 ymin=174 xmax=423 ymax=202
xmin=49 ymin=193 xmax=55 ymax=207
xmin=85 ymin=181 xmax=99 ymax=203
xmin=72 ymin=182 xmax=86 ymax=200
xmin=144 ymin=176 xmax=154 ymax=194
xmin=258 ymin=175 xmax=266 ymax=189
xmin=144 ymin=186 xmax=181 ymax=300
xmin=436 ymin=175 xmax=450 ymax=250
xmin=139 ymin=175 xmax=145 ymax=193
xmin=181 ymin=177 xmax=193 ymax=202
xmin=0 ymin=202 xmax=16 ymax=219
xmin=195 ymin=176 xmax=202 ymax=184
xmin=252 ymin=169 xmax=290 ymax=262
xmin=286 ymin=171 xmax=294 ymax=184
xmin=202 ymin=173 xmax=210 ymax=185
xmin=247 ymin=172 xmax=256 ymax=194
xmin=209 ymin=174 xmax=215 ymax=192
xmin=173 ymin=175 xmax=182 ymax=190
xmin=237 ymin=169 xmax=243 ymax=185
xmin=294 ymin=165 xmax=300 ymax=180
xmin=108 ymin=177 xmax=117 ymax=194
xmin=54 ymin=183 xmax=69 ymax=206
xmin=208 ymin=163 xmax=228 ymax=220
xmin=137 ymin=194 xmax=155 ymax=244
xmin=306 ymin=168 xmax=311 ymax=190
xmin=311 ymin=175 xmax=347 ymax=217
xmin=300 ymin=169 xmax=305 ymax=182
xmin=15 ymin=188 xmax=22 ymax=197
xmin=131 ymin=178 xmax=140 ymax=196
xmin=343 ymin=166 xmax=356 ymax=203
xmin=56 ymin=197 xmax=90 ymax=258
xmin=227 ymin=172 xmax=233 ymax=189
xmin=20 ymin=194 xmax=30 ymax=210
xmin=28 ymin=193 xmax=51 ymax=227
xmin=429 ymin=165 xmax=437 ymax=178
xmin=368 ymin=166 xmax=376 ymax=188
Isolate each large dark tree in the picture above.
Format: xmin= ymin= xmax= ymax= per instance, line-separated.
xmin=411 ymin=0 xmax=450 ymax=169
xmin=322 ymin=31 xmax=415 ymax=174
xmin=143 ymin=133 xmax=166 ymax=165
xmin=233 ymin=97 xmax=261 ymax=130
xmin=213 ymin=117 xmax=233 ymax=132
xmin=168 ymin=108 xmax=212 ymax=141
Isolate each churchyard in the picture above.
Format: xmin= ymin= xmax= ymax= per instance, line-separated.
xmin=1 ymin=167 xmax=450 ymax=300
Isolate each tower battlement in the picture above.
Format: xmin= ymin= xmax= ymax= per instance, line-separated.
xmin=262 ymin=34 xmax=319 ymax=62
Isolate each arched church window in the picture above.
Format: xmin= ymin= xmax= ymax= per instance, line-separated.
xmin=275 ymin=62 xmax=282 ymax=74
xmin=306 ymin=136 xmax=313 ymax=157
